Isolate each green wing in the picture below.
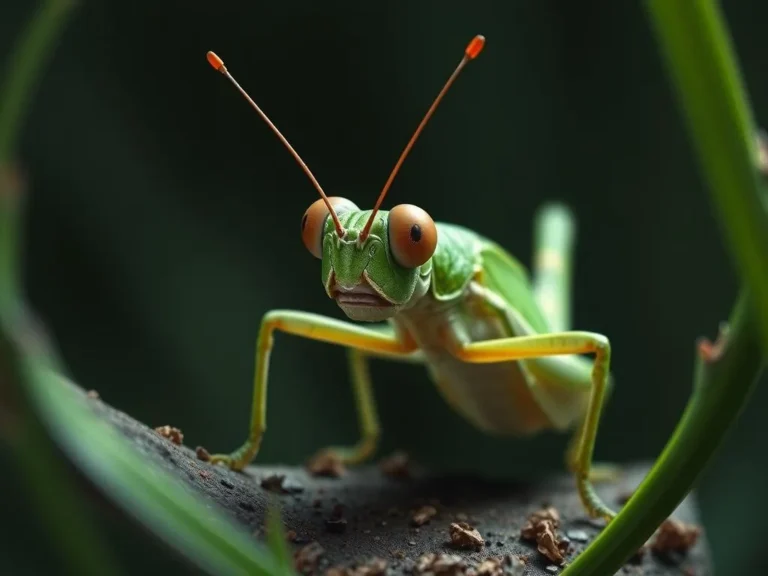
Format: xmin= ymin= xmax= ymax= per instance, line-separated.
xmin=429 ymin=222 xmax=553 ymax=335
xmin=430 ymin=222 xmax=482 ymax=301
xmin=478 ymin=240 xmax=552 ymax=335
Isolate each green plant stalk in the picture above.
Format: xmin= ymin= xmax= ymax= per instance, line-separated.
xmin=563 ymin=1 xmax=768 ymax=573
xmin=561 ymin=290 xmax=764 ymax=575
xmin=650 ymin=0 xmax=768 ymax=352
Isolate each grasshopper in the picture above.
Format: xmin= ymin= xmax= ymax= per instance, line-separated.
xmin=205 ymin=35 xmax=618 ymax=521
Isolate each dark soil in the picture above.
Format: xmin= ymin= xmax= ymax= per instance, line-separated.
xmin=81 ymin=387 xmax=711 ymax=576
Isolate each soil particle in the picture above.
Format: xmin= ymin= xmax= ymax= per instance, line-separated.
xmin=307 ymin=450 xmax=346 ymax=478
xmin=411 ymin=505 xmax=437 ymax=527
xmin=519 ymin=507 xmax=567 ymax=565
xmin=449 ymin=522 xmax=484 ymax=550
xmin=652 ymin=518 xmax=701 ymax=555
xmin=565 ymin=529 xmax=588 ymax=543
xmin=295 ymin=541 xmax=325 ymax=574
xmin=379 ymin=451 xmax=411 ymax=479
xmin=154 ymin=425 xmax=183 ymax=445
xmin=260 ymin=473 xmax=304 ymax=494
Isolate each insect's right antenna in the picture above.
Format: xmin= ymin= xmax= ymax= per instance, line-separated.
xmin=206 ymin=51 xmax=345 ymax=237
xmin=358 ymin=34 xmax=485 ymax=243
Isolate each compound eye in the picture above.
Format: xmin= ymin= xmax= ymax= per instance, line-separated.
xmin=301 ymin=196 xmax=359 ymax=258
xmin=387 ymin=204 xmax=437 ymax=268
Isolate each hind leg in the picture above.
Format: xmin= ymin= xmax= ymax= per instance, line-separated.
xmin=532 ymin=202 xmax=575 ymax=333
xmin=533 ymin=204 xmax=620 ymax=483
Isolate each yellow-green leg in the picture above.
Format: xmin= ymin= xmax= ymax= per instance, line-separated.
xmin=208 ymin=309 xmax=418 ymax=471
xmin=449 ymin=330 xmax=617 ymax=521
xmin=564 ymin=415 xmax=620 ymax=484
xmin=311 ymin=349 xmax=380 ymax=464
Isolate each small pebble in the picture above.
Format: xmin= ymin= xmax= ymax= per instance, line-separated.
xmin=566 ymin=529 xmax=589 ymax=543
xmin=546 ymin=566 xmax=559 ymax=573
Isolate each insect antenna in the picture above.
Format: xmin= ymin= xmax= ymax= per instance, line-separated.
xmin=206 ymin=51 xmax=345 ymax=237
xmin=359 ymin=34 xmax=485 ymax=242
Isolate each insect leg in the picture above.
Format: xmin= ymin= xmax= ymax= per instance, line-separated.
xmin=447 ymin=330 xmax=616 ymax=521
xmin=207 ymin=310 xmax=419 ymax=471
xmin=307 ymin=349 xmax=381 ymax=466
xmin=532 ymin=202 xmax=575 ymax=333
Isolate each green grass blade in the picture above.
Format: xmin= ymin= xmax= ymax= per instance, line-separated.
xmin=0 ymin=3 xmax=286 ymax=574
xmin=265 ymin=500 xmax=297 ymax=576
xmin=561 ymin=290 xmax=764 ymax=575
xmin=2 ymin=323 xmax=123 ymax=576
xmin=644 ymin=0 xmax=768 ymax=352
xmin=17 ymin=348 xmax=285 ymax=576
xmin=562 ymin=1 xmax=768 ymax=573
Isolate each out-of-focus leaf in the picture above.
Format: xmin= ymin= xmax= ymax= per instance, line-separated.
xmin=265 ymin=500 xmax=295 ymax=576
xmin=17 ymin=349 xmax=286 ymax=576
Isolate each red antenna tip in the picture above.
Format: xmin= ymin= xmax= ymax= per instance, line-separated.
xmin=207 ymin=51 xmax=226 ymax=72
xmin=465 ymin=35 xmax=485 ymax=60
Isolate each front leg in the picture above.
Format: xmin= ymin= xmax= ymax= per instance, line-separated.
xmin=447 ymin=329 xmax=617 ymax=522
xmin=208 ymin=310 xmax=418 ymax=471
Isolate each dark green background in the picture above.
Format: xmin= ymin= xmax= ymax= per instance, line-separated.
xmin=3 ymin=1 xmax=767 ymax=574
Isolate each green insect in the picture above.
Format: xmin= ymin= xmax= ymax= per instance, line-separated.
xmin=205 ymin=35 xmax=618 ymax=521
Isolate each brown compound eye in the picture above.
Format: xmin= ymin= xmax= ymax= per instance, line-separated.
xmin=387 ymin=204 xmax=437 ymax=268
xmin=301 ymin=196 xmax=358 ymax=258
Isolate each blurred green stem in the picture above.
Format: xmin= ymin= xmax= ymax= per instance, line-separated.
xmin=563 ymin=1 xmax=768 ymax=573
xmin=0 ymin=0 xmax=76 ymax=164
xmin=1 ymin=323 xmax=122 ymax=576
xmin=0 ymin=0 xmax=77 ymax=308
xmin=0 ymin=1 xmax=121 ymax=575
xmin=651 ymin=0 xmax=768 ymax=349
xmin=562 ymin=290 xmax=763 ymax=574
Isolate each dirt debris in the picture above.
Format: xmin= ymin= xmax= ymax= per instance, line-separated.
xmin=195 ymin=446 xmax=211 ymax=462
xmin=449 ymin=522 xmax=484 ymax=550
xmin=651 ymin=518 xmax=701 ymax=555
xmin=86 ymin=389 xmax=100 ymax=399
xmin=520 ymin=507 xmax=568 ymax=564
xmin=379 ymin=451 xmax=411 ymax=478
xmin=415 ymin=553 xmax=466 ymax=575
xmin=412 ymin=553 xmax=524 ymax=576
xmin=323 ymin=504 xmax=348 ymax=533
xmin=295 ymin=541 xmax=326 ymax=574
xmin=307 ymin=450 xmax=346 ymax=478
xmin=154 ymin=425 xmax=183 ymax=445
xmin=325 ymin=557 xmax=388 ymax=576
xmin=411 ymin=505 xmax=437 ymax=527
xmin=260 ymin=473 xmax=304 ymax=494
xmin=261 ymin=474 xmax=288 ymax=492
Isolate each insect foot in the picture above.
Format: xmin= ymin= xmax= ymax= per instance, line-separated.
xmin=577 ymin=476 xmax=617 ymax=523
xmin=207 ymin=441 xmax=260 ymax=471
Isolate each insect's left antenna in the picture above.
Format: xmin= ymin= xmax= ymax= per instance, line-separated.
xmin=206 ymin=51 xmax=345 ymax=237
xmin=359 ymin=34 xmax=486 ymax=242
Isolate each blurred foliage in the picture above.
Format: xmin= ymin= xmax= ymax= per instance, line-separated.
xmin=3 ymin=1 xmax=768 ymax=574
